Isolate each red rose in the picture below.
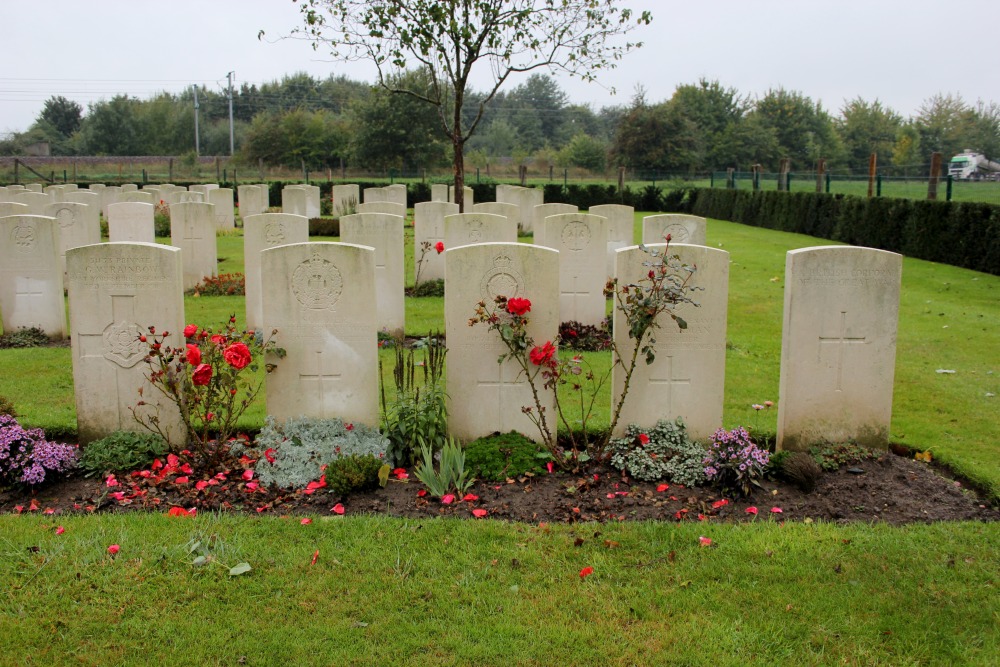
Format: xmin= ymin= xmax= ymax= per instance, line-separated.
xmin=223 ymin=342 xmax=252 ymax=369
xmin=185 ymin=344 xmax=201 ymax=366
xmin=435 ymin=241 xmax=445 ymax=254
xmin=529 ymin=341 xmax=556 ymax=367
xmin=210 ymin=334 xmax=226 ymax=346
xmin=183 ymin=324 xmax=198 ymax=338
xmin=191 ymin=363 xmax=213 ymax=386
xmin=506 ymin=297 xmax=531 ymax=316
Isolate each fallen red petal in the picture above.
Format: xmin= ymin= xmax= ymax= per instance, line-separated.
xmin=699 ymin=536 xmax=712 ymax=547
xmin=441 ymin=494 xmax=455 ymax=504
xmin=579 ymin=566 xmax=594 ymax=579
xmin=300 ymin=518 xmax=313 ymax=525
xmin=656 ymin=484 xmax=669 ymax=492
xmin=711 ymin=499 xmax=729 ymax=509
xmin=462 ymin=493 xmax=479 ymax=502
xmin=331 ymin=503 xmax=345 ymax=515
xmin=472 ymin=509 xmax=488 ymax=518
xmin=310 ymin=549 xmax=319 ymax=566
xmin=55 ymin=526 xmax=65 ymax=535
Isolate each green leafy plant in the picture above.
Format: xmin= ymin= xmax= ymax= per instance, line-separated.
xmin=132 ymin=316 xmax=281 ymax=463
xmin=186 ymin=273 xmax=246 ymax=297
xmin=380 ymin=333 xmax=448 ymax=466
xmin=410 ymin=278 xmax=445 ymax=297
xmin=609 ymin=418 xmax=707 ymax=486
xmin=412 ymin=437 xmax=474 ymax=499
xmin=325 ymin=453 xmax=384 ymax=498
xmin=464 ymin=431 xmax=550 ymax=482
xmin=153 ymin=199 xmax=170 ymax=237
xmin=78 ymin=431 xmax=168 ymax=478
xmin=0 ymin=326 xmax=50 ymax=349
xmin=470 ymin=241 xmax=700 ymax=471
xmin=808 ymin=442 xmax=879 ymax=472
xmin=236 ymin=415 xmax=388 ymax=490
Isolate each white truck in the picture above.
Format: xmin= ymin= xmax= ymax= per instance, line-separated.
xmin=948 ymin=152 xmax=1000 ymax=180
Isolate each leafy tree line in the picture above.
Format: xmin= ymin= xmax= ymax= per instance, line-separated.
xmin=4 ymin=73 xmax=999 ymax=176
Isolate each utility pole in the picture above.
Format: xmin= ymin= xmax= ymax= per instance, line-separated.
xmin=227 ymin=71 xmax=235 ymax=156
xmin=192 ymin=85 xmax=201 ymax=156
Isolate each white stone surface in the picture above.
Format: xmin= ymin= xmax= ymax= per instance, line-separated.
xmin=169 ymin=202 xmax=217 ymax=290
xmin=413 ymin=201 xmax=457 ymax=282
xmin=261 ymin=242 xmax=379 ymax=426
xmin=590 ymin=204 xmax=635 ymax=277
xmin=281 ymin=186 xmax=308 ymax=217
xmin=541 ymin=213 xmax=608 ymax=327
xmin=340 ymin=212 xmax=405 ymax=336
xmin=44 ymin=202 xmax=100 ymax=276
xmin=0 ymin=202 xmax=29 ymax=217
xmin=107 ymin=202 xmax=155 ymax=243
xmin=642 ymin=214 xmax=707 ymax=246
xmin=330 ymin=184 xmax=360 ymax=218
xmin=611 ymin=244 xmax=729 ymax=440
xmin=472 ymin=202 xmax=520 ymax=233
xmin=208 ymin=188 xmax=235 ymax=229
xmin=243 ymin=213 xmax=309 ymax=332
xmin=777 ymin=245 xmax=902 ymax=451
xmin=431 ymin=183 xmax=448 ymax=202
xmin=0 ymin=215 xmax=65 ymax=337
xmin=497 ymin=185 xmax=543 ymax=233
xmin=64 ymin=190 xmax=101 ymax=211
xmin=237 ymin=184 xmax=267 ymax=218
xmin=363 ymin=184 xmax=407 ymax=208
xmin=444 ymin=212 xmax=516 ymax=250
xmin=66 ymin=242 xmax=185 ymax=446
xmin=448 ymin=185 xmax=474 ymax=208
xmin=445 ymin=242 xmax=559 ymax=442
xmin=357 ymin=202 xmax=405 ymax=217
xmin=532 ymin=203 xmax=577 ymax=246
xmin=15 ymin=191 xmax=50 ymax=215
xmin=120 ymin=191 xmax=154 ymax=204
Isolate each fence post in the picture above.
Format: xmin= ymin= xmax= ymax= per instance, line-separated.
xmin=876 ymin=174 xmax=882 ymax=197
xmin=826 ymin=172 xmax=831 ymax=193
xmin=259 ymin=158 xmax=264 ymax=182
xmin=13 ymin=159 xmax=18 ymax=184
xmin=63 ymin=170 xmax=67 ymax=183
xmin=787 ymin=172 xmax=793 ymax=191
xmin=168 ymin=158 xmax=173 ymax=182
xmin=927 ymin=152 xmax=942 ymax=200
xmin=617 ymin=166 xmax=625 ymax=195
xmin=476 ymin=167 xmax=480 ymax=184
xmin=549 ymin=165 xmax=554 ymax=181
xmin=816 ymin=158 xmax=826 ymax=193
xmin=726 ymin=168 xmax=735 ymax=189
xmin=946 ymin=175 xmax=953 ymax=201
xmin=223 ymin=169 xmax=227 ymax=184
xmin=867 ymin=153 xmax=877 ymax=198
xmin=710 ymin=172 xmax=714 ymax=188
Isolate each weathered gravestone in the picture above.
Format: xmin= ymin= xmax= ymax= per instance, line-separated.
xmin=99 ymin=186 xmax=122 ymax=218
xmin=237 ymin=184 xmax=267 ymax=218
xmin=0 ymin=215 xmax=65 ymax=338
xmin=611 ymin=244 xmax=729 ymax=440
xmin=498 ymin=185 xmax=543 ymax=234
xmin=541 ymin=213 xmax=608 ymax=327
xmin=363 ymin=185 xmax=407 ymax=208
xmin=532 ymin=203 xmax=577 ymax=246
xmin=444 ymin=212 xmax=516 ymax=250
xmin=261 ymin=242 xmax=379 ymax=426
xmin=281 ymin=186 xmax=308 ymax=217
xmin=208 ymin=188 xmax=235 ymax=229
xmin=445 ymin=243 xmax=558 ymax=442
xmin=431 ymin=183 xmax=449 ymax=202
xmin=642 ymin=214 xmax=707 ymax=246
xmin=43 ymin=202 xmax=101 ymax=276
xmin=243 ymin=213 xmax=309 ymax=332
xmin=777 ymin=246 xmax=902 ymax=451
xmin=64 ymin=190 xmax=101 ymax=211
xmin=357 ymin=202 xmax=405 ymax=218
xmin=66 ymin=242 xmax=185 ymax=446
xmin=340 ymin=212 xmax=405 ymax=336
xmin=297 ymin=185 xmax=321 ymax=219
xmin=331 ymin=184 xmax=359 ymax=218
xmin=107 ymin=202 xmax=155 ymax=243
xmin=448 ymin=185 xmax=474 ymax=208
xmin=169 ymin=202 xmax=217 ymax=290
xmin=120 ymin=183 xmax=138 ymax=193
xmin=590 ymin=204 xmax=635 ymax=277
xmin=15 ymin=191 xmax=50 ymax=215
xmin=119 ymin=191 xmax=154 ymax=204
xmin=413 ymin=201 xmax=458 ymax=282
xmin=472 ymin=202 xmax=521 ymax=233
xmin=0 ymin=202 xmax=29 ymax=217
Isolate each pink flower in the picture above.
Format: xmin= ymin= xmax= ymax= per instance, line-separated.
xmin=183 ymin=324 xmax=198 ymax=338
xmin=506 ymin=297 xmax=531 ymax=316
xmin=434 ymin=241 xmax=445 ymax=254
xmin=107 ymin=544 xmax=120 ymax=556
xmin=195 ymin=480 xmax=209 ymax=491
xmin=264 ymin=448 xmax=276 ymax=464
xmin=764 ymin=400 xmax=774 ymax=408
xmin=745 ymin=506 xmax=758 ymax=515
xmin=417 ymin=489 xmax=427 ymax=498
xmin=711 ymin=499 xmax=729 ymax=509
xmin=242 ymin=469 xmax=254 ymax=481
xmin=105 ymin=474 xmax=119 ymax=488
xmin=462 ymin=493 xmax=479 ymax=502
xmin=546 ymin=461 xmax=554 ymax=474
xmin=174 ymin=476 xmax=189 ymax=484
xmin=393 ymin=468 xmax=409 ymax=480
xmin=223 ymin=342 xmax=252 ymax=369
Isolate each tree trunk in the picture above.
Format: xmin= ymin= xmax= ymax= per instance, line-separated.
xmin=453 ymin=134 xmax=465 ymax=212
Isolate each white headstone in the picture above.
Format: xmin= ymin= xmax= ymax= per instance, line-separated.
xmin=0 ymin=202 xmax=29 ymax=217
xmin=777 ymin=246 xmax=902 ymax=451
xmin=590 ymin=204 xmax=635 ymax=277
xmin=169 ymin=202 xmax=217 ymax=290
xmin=15 ymin=191 xmax=51 ymax=215
xmin=413 ymin=201 xmax=458 ymax=282
xmin=281 ymin=186 xmax=308 ymax=217
xmin=120 ymin=183 xmax=138 ymax=193
xmin=300 ymin=185 xmax=321 ymax=218
xmin=44 ymin=202 xmax=101 ymax=276
xmin=99 ymin=186 xmax=122 ymax=218
xmin=364 ymin=184 xmax=407 ymax=208
xmin=431 ymin=183 xmax=449 ymax=202
xmin=444 ymin=212 xmax=516 ymax=250
xmin=243 ymin=213 xmax=310 ymax=332
xmin=357 ymin=202 xmax=405 ymax=217
xmin=532 ymin=203 xmax=577 ymax=246
xmin=642 ymin=214 xmax=707 ymax=246
xmin=208 ymin=188 xmax=235 ymax=229
xmin=237 ymin=184 xmax=266 ymax=218
xmin=261 ymin=242 xmax=379 ymax=426
xmin=448 ymin=185 xmax=474 ymax=208
xmin=340 ymin=213 xmax=405 ymax=336
xmin=24 ymin=183 xmax=43 ymax=193
xmin=611 ymin=244 xmax=729 ymax=440
xmin=472 ymin=202 xmax=521 ymax=233
xmin=0 ymin=215 xmax=65 ymax=337
xmin=498 ymin=185 xmax=543 ymax=233
xmin=66 ymin=242 xmax=185 ymax=446
xmin=64 ymin=190 xmax=101 ymax=211
xmin=107 ymin=202 xmax=155 ymax=243
xmin=331 ymin=184 xmax=359 ymax=218
xmin=120 ymin=190 xmax=154 ymax=204
xmin=445 ymin=243 xmax=559 ymax=441
xmin=541 ymin=213 xmax=608 ymax=327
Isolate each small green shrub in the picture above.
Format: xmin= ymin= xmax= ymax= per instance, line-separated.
xmin=465 ymin=431 xmax=548 ymax=481
xmin=808 ymin=442 xmax=878 ymax=472
xmin=380 ymin=335 xmax=448 ymax=466
xmin=325 ymin=453 xmax=384 ymax=498
xmin=78 ymin=431 xmax=169 ymax=477
xmin=413 ymin=438 xmax=474 ymax=498
xmin=0 ymin=396 xmax=16 ymax=417
xmin=238 ymin=416 xmax=388 ymax=489
xmin=410 ymin=279 xmax=445 ymax=297
xmin=154 ymin=200 xmax=170 ymax=237
xmin=186 ymin=272 xmax=246 ymax=296
xmin=609 ymin=418 xmax=707 ymax=486
xmin=0 ymin=326 xmax=50 ymax=349
xmin=309 ymin=217 xmax=339 ymax=236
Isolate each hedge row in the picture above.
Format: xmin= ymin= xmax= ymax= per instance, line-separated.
xmin=689 ymin=188 xmax=1000 ymax=276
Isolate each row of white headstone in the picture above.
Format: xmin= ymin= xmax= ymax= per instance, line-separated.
xmin=49 ymin=236 xmax=898 ymax=455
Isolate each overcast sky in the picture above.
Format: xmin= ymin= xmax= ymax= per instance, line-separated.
xmin=2 ymin=0 xmax=998 ymax=135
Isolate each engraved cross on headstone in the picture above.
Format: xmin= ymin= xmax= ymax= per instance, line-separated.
xmin=299 ymin=346 xmax=343 ymax=409
xmin=77 ymin=294 xmax=141 ymax=428
xmin=561 ymin=274 xmax=591 ymax=321
xmin=819 ymin=310 xmax=867 ymax=392
xmin=14 ymin=277 xmax=46 ymax=325
xmin=649 ymin=354 xmax=691 ymax=418
xmin=477 ymin=361 xmax=524 ymax=432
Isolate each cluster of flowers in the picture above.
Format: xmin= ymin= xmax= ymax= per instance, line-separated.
xmin=0 ymin=414 xmax=78 ymax=486
xmin=181 ymin=322 xmax=253 ymax=388
xmin=703 ymin=426 xmax=769 ymax=496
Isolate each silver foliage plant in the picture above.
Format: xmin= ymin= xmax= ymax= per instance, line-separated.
xmin=609 ymin=418 xmax=707 ymax=486
xmin=233 ymin=415 xmax=388 ymax=490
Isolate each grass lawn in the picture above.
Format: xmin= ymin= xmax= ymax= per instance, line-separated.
xmin=0 ymin=213 xmax=997 ymax=664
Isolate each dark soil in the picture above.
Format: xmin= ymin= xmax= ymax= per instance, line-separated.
xmin=2 ymin=450 xmax=996 ymax=525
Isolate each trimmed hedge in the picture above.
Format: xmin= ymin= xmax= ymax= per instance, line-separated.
xmin=689 ymin=188 xmax=1000 ymax=276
